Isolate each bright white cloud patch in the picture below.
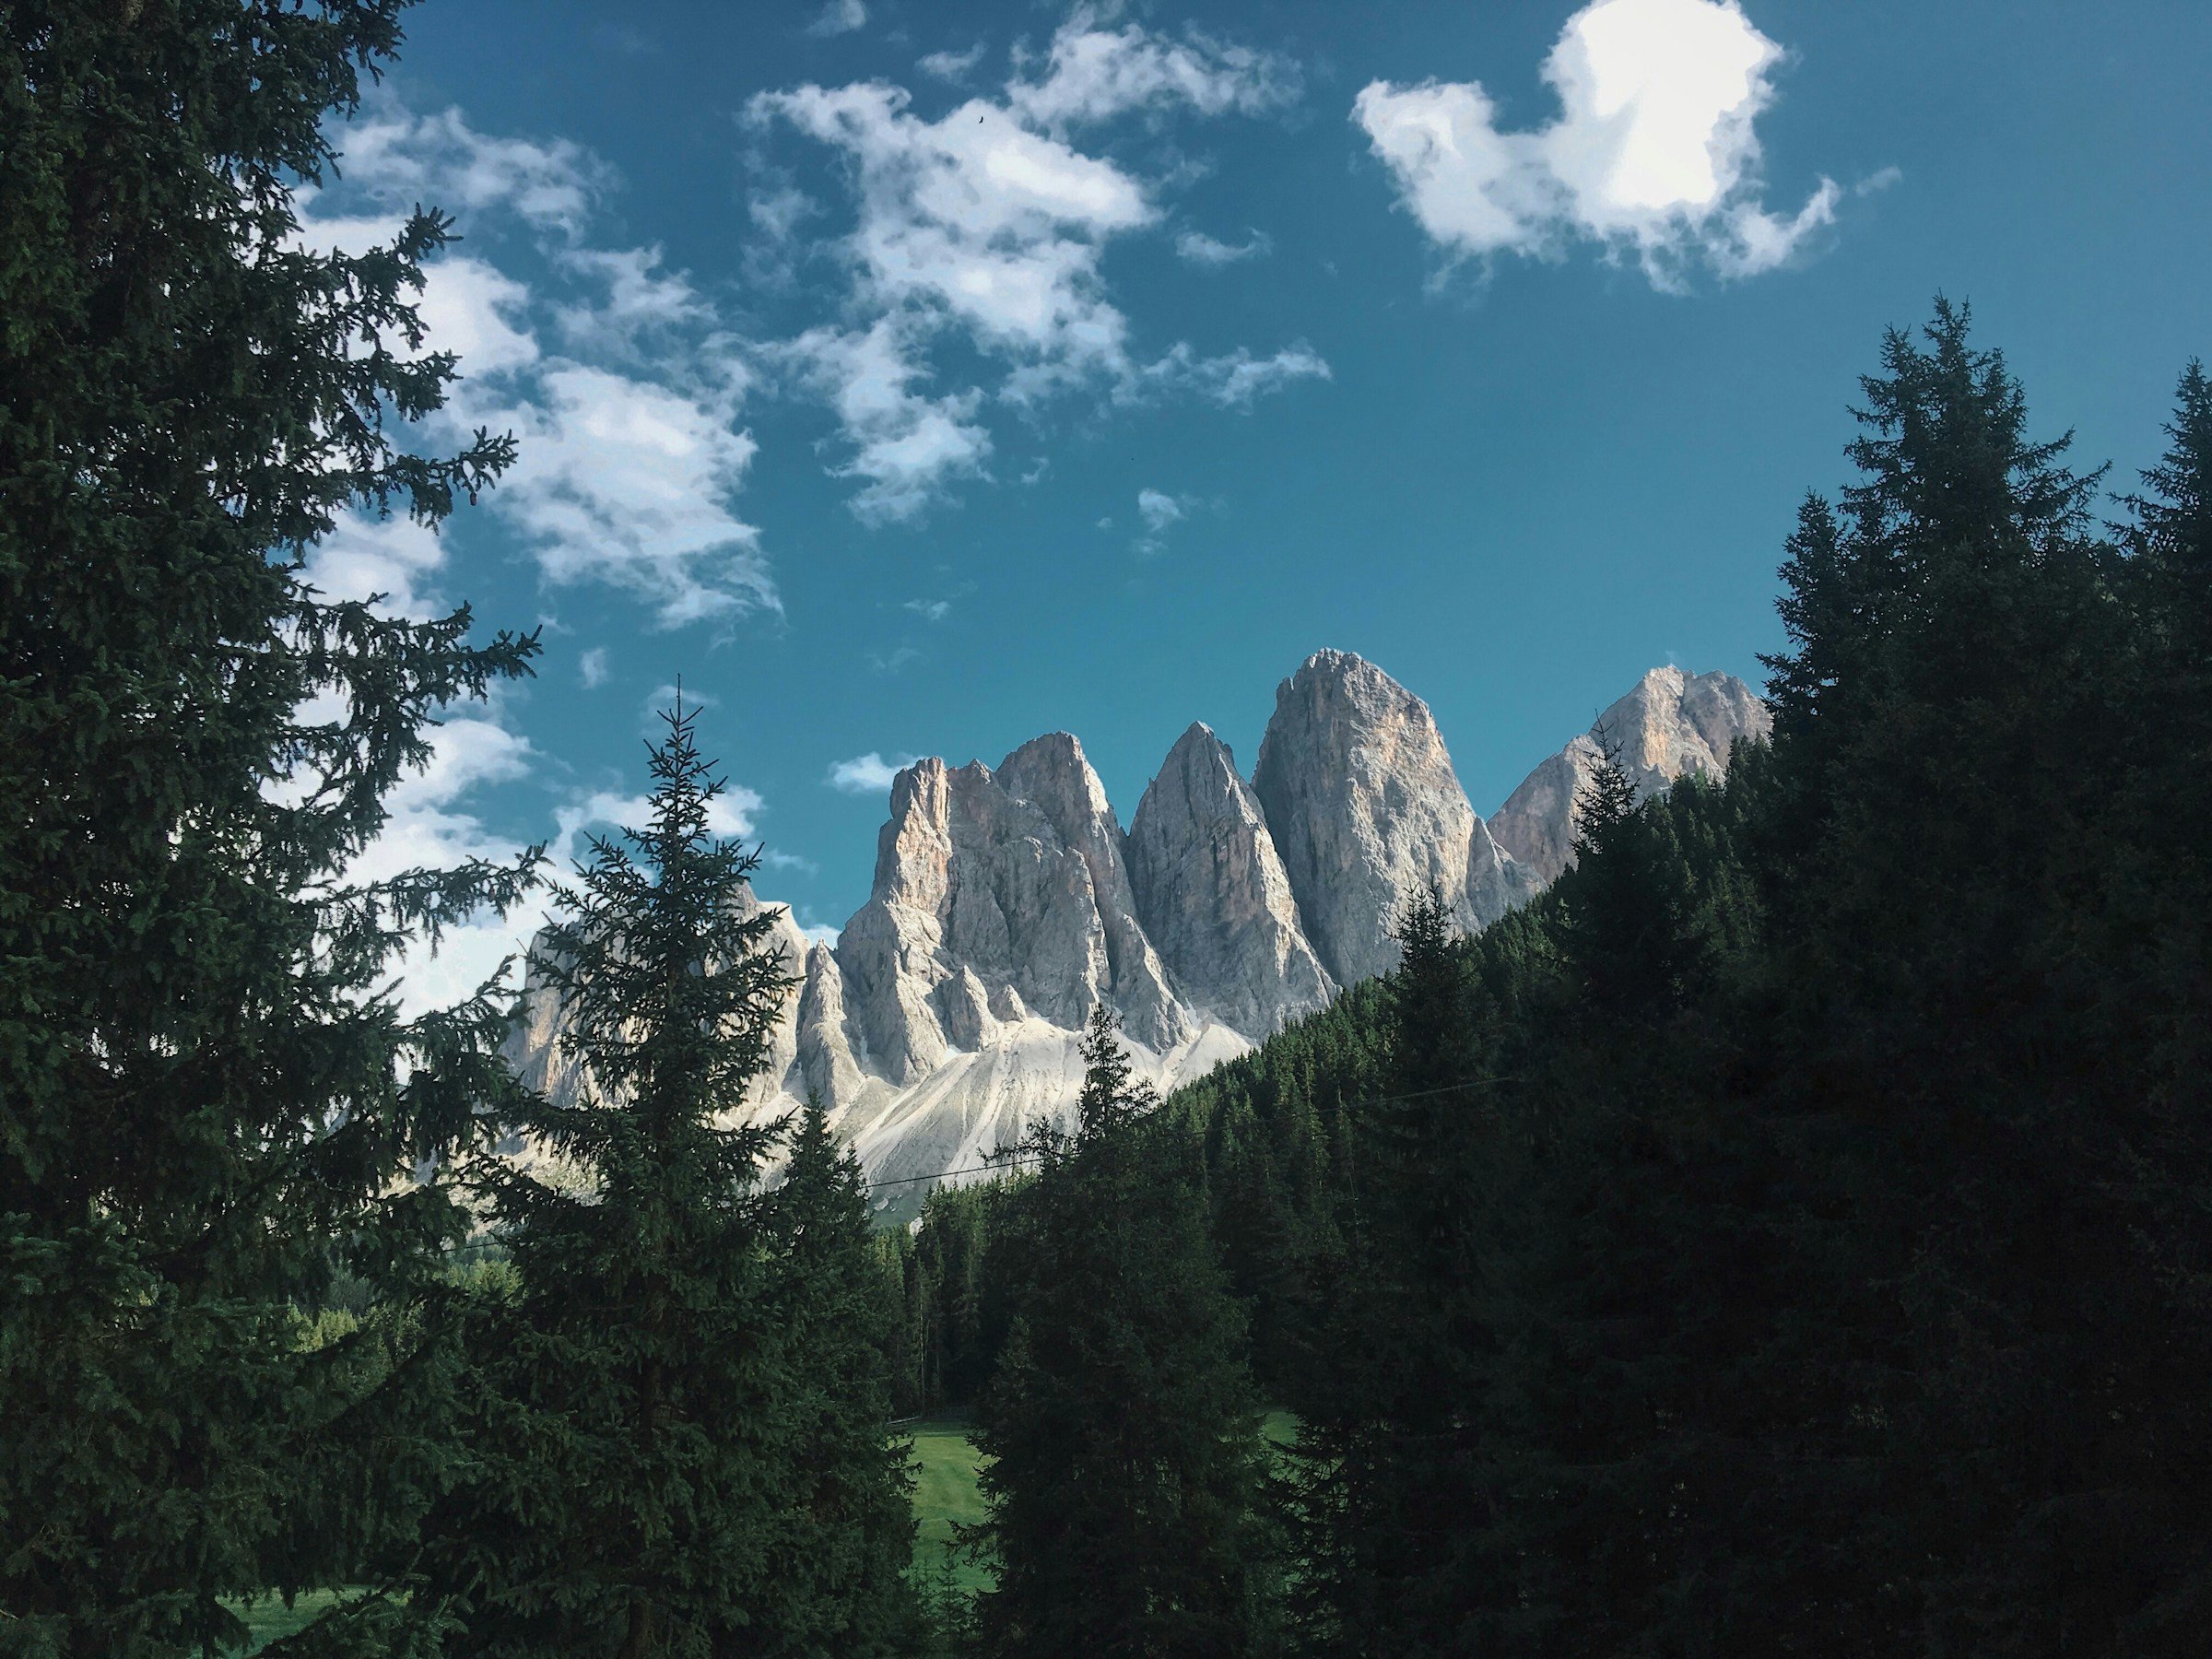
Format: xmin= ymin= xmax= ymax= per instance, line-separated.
xmin=579 ymin=646 xmax=610 ymax=688
xmin=1354 ymin=0 xmax=1846 ymax=287
xmin=303 ymin=103 xmax=776 ymax=629
xmin=827 ymin=751 xmax=919 ymax=794
xmin=749 ymin=11 xmax=1325 ymax=522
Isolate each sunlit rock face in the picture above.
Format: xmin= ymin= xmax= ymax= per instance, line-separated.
xmin=504 ymin=653 xmax=1768 ymax=1213
xmin=1488 ymin=665 xmax=1771 ymax=885
xmin=1251 ymin=650 xmax=1530 ymax=989
xmin=1127 ymin=722 xmax=1336 ymax=1039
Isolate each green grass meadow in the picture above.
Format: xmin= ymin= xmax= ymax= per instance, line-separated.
xmin=224 ymin=1412 xmax=1288 ymax=1645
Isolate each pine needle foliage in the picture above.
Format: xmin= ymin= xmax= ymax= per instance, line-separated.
xmin=1 ymin=4 xmax=538 ymax=1653
xmin=971 ymin=1006 xmax=1279 ymax=1658
xmin=422 ymin=700 xmax=804 ymax=1657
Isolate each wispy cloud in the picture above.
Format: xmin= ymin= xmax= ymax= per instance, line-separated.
xmin=305 ymin=103 xmax=777 ymax=629
xmin=748 ymin=10 xmax=1325 ymax=523
xmin=827 ymin=750 xmax=921 ymax=794
xmin=1175 ymin=228 xmax=1273 ymax=266
xmin=918 ymin=41 xmax=988 ymax=83
xmin=1135 ymin=487 xmax=1194 ymax=557
xmin=579 ymin=646 xmax=609 ymax=688
xmin=1353 ymin=0 xmax=1856 ymax=288
xmin=904 ymin=597 xmax=952 ymax=622
xmin=805 ymin=0 xmax=867 ymax=40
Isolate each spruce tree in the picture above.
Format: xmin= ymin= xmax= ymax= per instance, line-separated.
xmin=1 ymin=5 xmax=536 ymax=1653
xmin=419 ymin=700 xmax=802 ymax=1656
xmin=763 ymin=1099 xmax=921 ymax=1657
xmin=972 ymin=1006 xmax=1277 ymax=1657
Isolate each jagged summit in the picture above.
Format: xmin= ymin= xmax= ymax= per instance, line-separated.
xmin=1252 ymin=650 xmax=1530 ymax=987
xmin=1489 ymin=665 xmax=1773 ymax=885
xmin=1128 ymin=722 xmax=1335 ymax=1039
xmin=505 ymin=652 xmax=1769 ymax=1210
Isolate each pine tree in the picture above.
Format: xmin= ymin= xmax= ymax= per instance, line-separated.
xmin=420 ymin=700 xmax=803 ymax=1656
xmin=763 ymin=1098 xmax=922 ymax=1657
xmin=0 ymin=5 xmax=535 ymax=1653
xmin=972 ymin=1006 xmax=1278 ymax=1657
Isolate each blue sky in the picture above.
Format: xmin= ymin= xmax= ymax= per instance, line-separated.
xmin=314 ymin=0 xmax=2211 ymax=1005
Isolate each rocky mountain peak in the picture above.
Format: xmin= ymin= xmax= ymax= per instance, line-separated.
xmin=1252 ymin=650 xmax=1524 ymax=987
xmin=1128 ymin=722 xmax=1335 ymax=1037
xmin=1488 ymin=666 xmax=1773 ymax=884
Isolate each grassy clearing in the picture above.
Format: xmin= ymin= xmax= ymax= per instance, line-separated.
xmin=223 ymin=1587 xmax=347 ymax=1652
xmin=909 ymin=1415 xmax=994 ymax=1594
xmin=220 ymin=1411 xmax=1287 ymax=1641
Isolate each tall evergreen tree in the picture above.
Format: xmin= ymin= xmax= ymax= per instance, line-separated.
xmin=763 ymin=1098 xmax=922 ymax=1657
xmin=420 ymin=700 xmax=806 ymax=1656
xmin=972 ymin=1006 xmax=1277 ymax=1658
xmin=0 ymin=5 xmax=536 ymax=1653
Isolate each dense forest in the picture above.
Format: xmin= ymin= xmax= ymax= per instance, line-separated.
xmin=6 ymin=4 xmax=2209 ymax=1656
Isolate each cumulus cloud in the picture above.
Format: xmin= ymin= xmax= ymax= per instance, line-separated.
xmin=805 ymin=0 xmax=867 ymax=39
xmin=1175 ymin=228 xmax=1273 ymax=265
xmin=827 ymin=751 xmax=920 ymax=794
xmin=579 ymin=646 xmax=610 ymax=688
xmin=304 ymin=103 xmax=777 ymax=629
xmin=334 ymin=708 xmax=545 ymax=1018
xmin=1353 ymin=0 xmax=1849 ymax=288
xmin=749 ymin=11 xmax=1325 ymax=522
xmin=302 ymin=511 xmax=453 ymax=618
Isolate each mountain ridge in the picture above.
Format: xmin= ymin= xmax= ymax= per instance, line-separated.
xmin=505 ymin=652 xmax=1771 ymax=1209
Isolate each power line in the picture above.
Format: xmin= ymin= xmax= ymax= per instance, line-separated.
xmin=860 ymin=1072 xmax=1524 ymax=1194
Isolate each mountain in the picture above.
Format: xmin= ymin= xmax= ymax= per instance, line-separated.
xmin=504 ymin=653 xmax=1769 ymax=1212
xmin=1488 ymin=666 xmax=1774 ymax=885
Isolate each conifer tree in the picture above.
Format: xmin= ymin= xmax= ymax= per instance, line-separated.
xmin=420 ymin=700 xmax=806 ymax=1656
xmin=972 ymin=1006 xmax=1277 ymax=1657
xmin=1 ymin=5 xmax=536 ymax=1652
xmin=763 ymin=1098 xmax=921 ymax=1656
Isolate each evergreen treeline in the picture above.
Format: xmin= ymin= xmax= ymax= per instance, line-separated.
xmin=890 ymin=309 xmax=2212 ymax=1653
xmin=7 ymin=4 xmax=2210 ymax=1655
xmin=1 ymin=8 xmax=915 ymax=1654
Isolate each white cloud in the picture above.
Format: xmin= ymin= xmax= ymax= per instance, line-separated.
xmin=1138 ymin=488 xmax=1186 ymax=531
xmin=750 ymin=12 xmax=1325 ymax=521
xmin=1133 ymin=341 xmax=1332 ymax=408
xmin=1006 ymin=13 xmax=1300 ymax=129
xmin=1175 ymin=228 xmax=1273 ymax=265
xmin=339 ymin=708 xmax=544 ymax=1018
xmin=806 ymin=0 xmax=867 ymax=39
xmin=552 ymin=245 xmax=710 ymax=347
xmin=302 ymin=512 xmax=451 ymax=618
xmin=1135 ymin=486 xmax=1193 ymax=556
xmin=918 ymin=42 xmax=988 ymax=83
xmin=1353 ymin=0 xmax=1847 ymax=288
xmin=338 ymin=104 xmax=610 ymax=238
xmin=481 ymin=365 xmax=772 ymax=629
xmin=749 ymin=184 xmax=819 ymax=241
xmin=553 ymin=786 xmax=762 ymax=868
xmin=579 ymin=646 xmax=610 ymax=688
xmin=778 ymin=319 xmax=993 ymax=525
xmin=827 ymin=751 xmax=920 ymax=794
xmin=309 ymin=104 xmax=778 ymax=629
xmin=904 ymin=597 xmax=952 ymax=622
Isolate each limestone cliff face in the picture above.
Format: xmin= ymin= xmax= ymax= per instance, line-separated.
xmin=502 ymin=653 xmax=1769 ymax=1212
xmin=1127 ymin=723 xmax=1336 ymax=1037
xmin=1489 ymin=666 xmax=1772 ymax=885
xmin=1251 ymin=650 xmax=1527 ymax=988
